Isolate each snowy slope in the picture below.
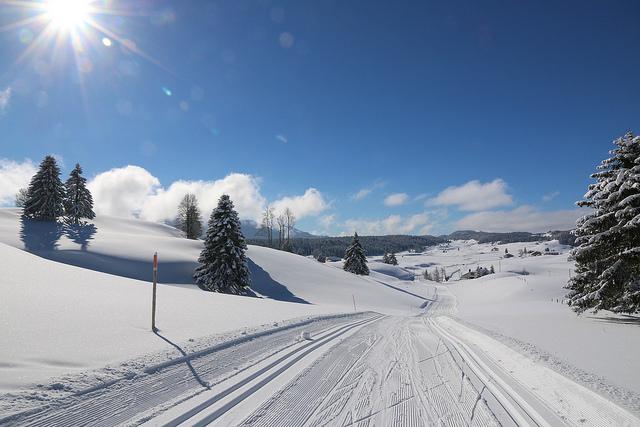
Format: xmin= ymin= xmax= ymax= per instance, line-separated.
xmin=391 ymin=240 xmax=640 ymax=412
xmin=0 ymin=208 xmax=422 ymax=312
xmin=0 ymin=208 xmax=424 ymax=393
xmin=0 ymin=242 xmax=341 ymax=392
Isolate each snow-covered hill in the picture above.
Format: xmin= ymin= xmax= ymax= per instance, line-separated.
xmin=0 ymin=208 xmax=423 ymax=394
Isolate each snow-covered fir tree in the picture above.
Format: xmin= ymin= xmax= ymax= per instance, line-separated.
xmin=23 ymin=155 xmax=66 ymax=221
xmin=343 ymin=232 xmax=369 ymax=275
xmin=64 ymin=163 xmax=95 ymax=225
xmin=176 ymin=193 xmax=202 ymax=239
xmin=194 ymin=195 xmax=250 ymax=294
xmin=387 ymin=252 xmax=398 ymax=265
xmin=566 ymin=131 xmax=640 ymax=313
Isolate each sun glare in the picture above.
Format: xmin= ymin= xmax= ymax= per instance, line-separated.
xmin=44 ymin=0 xmax=90 ymax=30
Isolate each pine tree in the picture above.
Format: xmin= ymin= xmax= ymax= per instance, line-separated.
xmin=194 ymin=195 xmax=250 ymax=294
xmin=343 ymin=232 xmax=369 ymax=275
xmin=64 ymin=163 xmax=95 ymax=225
xmin=23 ymin=155 xmax=66 ymax=221
xmin=176 ymin=194 xmax=202 ymax=239
xmin=382 ymin=252 xmax=398 ymax=265
xmin=566 ymin=131 xmax=640 ymax=313
xmin=387 ymin=252 xmax=398 ymax=265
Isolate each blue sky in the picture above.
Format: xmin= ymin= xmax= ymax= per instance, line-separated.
xmin=0 ymin=0 xmax=638 ymax=235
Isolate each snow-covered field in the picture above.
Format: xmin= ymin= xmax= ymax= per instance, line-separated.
xmin=1 ymin=208 xmax=639 ymax=426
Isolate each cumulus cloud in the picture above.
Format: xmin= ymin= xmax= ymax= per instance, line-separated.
xmin=88 ymin=165 xmax=326 ymax=223
xmin=272 ymin=188 xmax=328 ymax=219
xmin=0 ymin=87 xmax=11 ymax=114
xmin=454 ymin=205 xmax=587 ymax=233
xmin=0 ymin=158 xmax=37 ymax=205
xmin=343 ymin=212 xmax=432 ymax=236
xmin=351 ymin=180 xmax=386 ymax=201
xmin=429 ymin=179 xmax=513 ymax=211
xmin=384 ymin=192 xmax=409 ymax=206
xmin=88 ymin=165 xmax=160 ymax=217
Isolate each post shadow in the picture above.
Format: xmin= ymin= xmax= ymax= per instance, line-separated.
xmin=153 ymin=330 xmax=210 ymax=390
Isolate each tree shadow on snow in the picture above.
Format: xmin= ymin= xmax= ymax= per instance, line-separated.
xmin=20 ymin=217 xmax=64 ymax=251
xmin=247 ymin=259 xmax=309 ymax=304
xmin=64 ymin=221 xmax=97 ymax=251
xmin=587 ymin=315 xmax=640 ymax=325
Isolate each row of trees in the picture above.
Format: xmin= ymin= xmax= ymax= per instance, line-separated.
xmin=260 ymin=205 xmax=296 ymax=251
xmin=18 ymin=155 xmax=95 ymax=224
xmin=566 ymin=131 xmax=640 ymax=314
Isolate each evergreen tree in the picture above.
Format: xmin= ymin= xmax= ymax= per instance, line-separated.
xmin=566 ymin=131 xmax=640 ymax=313
xmin=382 ymin=252 xmax=398 ymax=265
xmin=176 ymin=194 xmax=202 ymax=239
xmin=23 ymin=155 xmax=66 ymax=221
xmin=194 ymin=195 xmax=250 ymax=294
xmin=390 ymin=253 xmax=398 ymax=265
xmin=433 ymin=268 xmax=441 ymax=283
xmin=343 ymin=232 xmax=369 ymax=275
xmin=64 ymin=163 xmax=95 ymax=225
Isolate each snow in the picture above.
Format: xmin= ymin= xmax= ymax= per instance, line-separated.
xmin=392 ymin=240 xmax=640 ymax=413
xmin=1 ymin=207 xmax=639 ymax=424
xmin=0 ymin=208 xmax=423 ymax=395
xmin=368 ymin=261 xmax=416 ymax=281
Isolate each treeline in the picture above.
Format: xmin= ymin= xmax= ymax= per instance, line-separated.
xmin=248 ymin=234 xmax=446 ymax=258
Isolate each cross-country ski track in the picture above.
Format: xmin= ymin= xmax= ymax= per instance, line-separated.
xmin=5 ymin=285 xmax=638 ymax=427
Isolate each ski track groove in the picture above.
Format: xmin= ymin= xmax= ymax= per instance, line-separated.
xmin=7 ymin=314 xmax=372 ymax=427
xmin=240 ymin=316 xmax=500 ymax=427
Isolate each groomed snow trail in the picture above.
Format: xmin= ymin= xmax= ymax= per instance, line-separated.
xmin=238 ymin=315 xmax=501 ymax=427
xmin=3 ymin=313 xmax=374 ymax=427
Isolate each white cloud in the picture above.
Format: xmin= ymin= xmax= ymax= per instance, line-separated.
xmin=542 ymin=191 xmax=560 ymax=202
xmin=0 ymin=87 xmax=11 ymax=114
xmin=141 ymin=174 xmax=267 ymax=222
xmin=429 ymin=179 xmax=513 ymax=211
xmin=88 ymin=165 xmax=160 ymax=218
xmin=343 ymin=212 xmax=431 ymax=235
xmin=0 ymin=158 xmax=37 ymax=205
xmin=88 ymin=165 xmax=326 ymax=224
xmin=275 ymin=134 xmax=288 ymax=144
xmin=351 ymin=180 xmax=386 ymax=201
xmin=272 ymin=188 xmax=328 ymax=219
xmin=384 ymin=192 xmax=409 ymax=206
xmin=455 ymin=205 xmax=587 ymax=233
xmin=319 ymin=214 xmax=336 ymax=229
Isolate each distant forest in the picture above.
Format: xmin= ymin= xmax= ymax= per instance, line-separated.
xmin=248 ymin=230 xmax=576 ymax=258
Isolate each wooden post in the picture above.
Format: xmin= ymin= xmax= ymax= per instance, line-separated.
xmin=152 ymin=252 xmax=158 ymax=332
xmin=352 ymin=294 xmax=357 ymax=312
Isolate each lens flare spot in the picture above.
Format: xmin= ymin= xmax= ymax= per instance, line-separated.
xmin=102 ymin=37 xmax=112 ymax=47
xmin=19 ymin=28 xmax=33 ymax=44
xmin=162 ymin=87 xmax=172 ymax=96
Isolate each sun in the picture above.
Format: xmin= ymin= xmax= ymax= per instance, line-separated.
xmin=44 ymin=0 xmax=91 ymax=30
